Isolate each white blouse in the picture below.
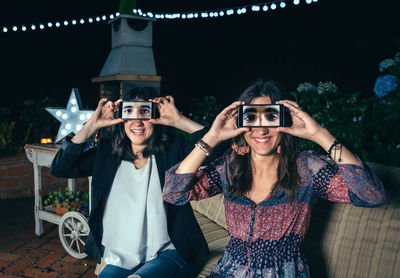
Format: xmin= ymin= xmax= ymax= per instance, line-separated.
xmin=101 ymin=156 xmax=174 ymax=269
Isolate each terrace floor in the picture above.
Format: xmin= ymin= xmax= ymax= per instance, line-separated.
xmin=0 ymin=197 xmax=97 ymax=278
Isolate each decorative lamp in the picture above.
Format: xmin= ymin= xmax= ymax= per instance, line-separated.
xmin=45 ymin=88 xmax=94 ymax=143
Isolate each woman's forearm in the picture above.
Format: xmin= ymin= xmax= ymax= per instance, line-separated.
xmin=310 ymin=128 xmax=360 ymax=166
xmin=176 ymin=132 xmax=220 ymax=173
xmin=71 ymin=120 xmax=98 ymax=144
xmin=172 ymin=115 xmax=204 ymax=134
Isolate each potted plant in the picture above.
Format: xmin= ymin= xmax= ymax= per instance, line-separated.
xmin=44 ymin=187 xmax=89 ymax=216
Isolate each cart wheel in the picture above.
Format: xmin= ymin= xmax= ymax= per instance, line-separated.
xmin=58 ymin=211 xmax=89 ymax=259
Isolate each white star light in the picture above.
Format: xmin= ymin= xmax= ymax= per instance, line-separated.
xmin=46 ymin=88 xmax=94 ymax=143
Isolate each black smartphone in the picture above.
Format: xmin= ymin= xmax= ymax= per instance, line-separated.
xmin=237 ymin=104 xmax=292 ymax=128
xmin=117 ymin=101 xmax=156 ymax=120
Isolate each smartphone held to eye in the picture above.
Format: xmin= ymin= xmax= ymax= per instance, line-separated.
xmin=117 ymin=101 xmax=156 ymax=120
xmin=237 ymin=104 xmax=292 ymax=128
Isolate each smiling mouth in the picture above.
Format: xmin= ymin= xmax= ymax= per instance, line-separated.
xmin=131 ymin=130 xmax=144 ymax=134
xmin=253 ymin=137 xmax=271 ymax=144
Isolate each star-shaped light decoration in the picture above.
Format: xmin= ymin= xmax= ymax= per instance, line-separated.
xmin=46 ymin=88 xmax=94 ymax=143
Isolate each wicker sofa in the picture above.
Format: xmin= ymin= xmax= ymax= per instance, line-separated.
xmin=191 ymin=162 xmax=400 ymax=278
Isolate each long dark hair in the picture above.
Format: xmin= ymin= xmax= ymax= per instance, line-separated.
xmin=228 ymin=80 xmax=301 ymax=203
xmin=110 ymin=86 xmax=170 ymax=160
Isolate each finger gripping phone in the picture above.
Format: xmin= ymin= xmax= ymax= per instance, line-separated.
xmin=237 ymin=104 xmax=292 ymax=128
xmin=117 ymin=101 xmax=156 ymax=120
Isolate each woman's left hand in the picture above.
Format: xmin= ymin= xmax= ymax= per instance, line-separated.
xmin=276 ymin=100 xmax=323 ymax=141
xmin=148 ymin=96 xmax=182 ymax=127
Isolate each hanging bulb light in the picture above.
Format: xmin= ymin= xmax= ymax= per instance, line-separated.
xmin=2 ymin=2 xmax=317 ymax=33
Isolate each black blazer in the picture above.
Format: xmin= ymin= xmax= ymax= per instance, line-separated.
xmin=50 ymin=129 xmax=220 ymax=268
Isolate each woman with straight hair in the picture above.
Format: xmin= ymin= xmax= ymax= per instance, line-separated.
xmin=51 ymin=86 xmax=217 ymax=278
xmin=163 ymin=80 xmax=387 ymax=277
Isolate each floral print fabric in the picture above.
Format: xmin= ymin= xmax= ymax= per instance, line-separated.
xmin=163 ymin=150 xmax=387 ymax=278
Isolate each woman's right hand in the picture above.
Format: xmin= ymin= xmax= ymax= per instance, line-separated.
xmin=203 ymin=101 xmax=249 ymax=147
xmin=72 ymin=98 xmax=124 ymax=144
xmin=89 ymin=98 xmax=124 ymax=130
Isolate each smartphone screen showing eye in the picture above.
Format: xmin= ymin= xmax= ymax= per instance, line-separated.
xmin=237 ymin=104 xmax=292 ymax=127
xmin=118 ymin=101 xmax=156 ymax=120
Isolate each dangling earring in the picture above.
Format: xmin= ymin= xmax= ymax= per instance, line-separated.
xmin=232 ymin=143 xmax=250 ymax=155
xmin=277 ymin=145 xmax=281 ymax=154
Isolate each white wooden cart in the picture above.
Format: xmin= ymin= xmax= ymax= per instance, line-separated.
xmin=24 ymin=143 xmax=91 ymax=259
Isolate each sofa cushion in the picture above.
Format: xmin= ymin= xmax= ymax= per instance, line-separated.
xmin=190 ymin=194 xmax=227 ymax=229
xmin=303 ymin=162 xmax=400 ymax=278
xmin=193 ymin=210 xmax=229 ymax=278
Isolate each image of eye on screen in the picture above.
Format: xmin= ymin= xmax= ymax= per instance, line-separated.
xmin=237 ymin=104 xmax=292 ymax=127
xmin=118 ymin=101 xmax=156 ymax=120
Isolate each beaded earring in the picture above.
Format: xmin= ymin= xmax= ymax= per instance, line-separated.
xmin=231 ymin=142 xmax=250 ymax=155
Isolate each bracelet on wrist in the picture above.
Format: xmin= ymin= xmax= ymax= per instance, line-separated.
xmin=195 ymin=138 xmax=213 ymax=156
xmin=327 ymin=139 xmax=343 ymax=162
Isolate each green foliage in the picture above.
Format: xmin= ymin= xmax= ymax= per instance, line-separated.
xmin=119 ymin=0 xmax=136 ymax=15
xmin=44 ymin=186 xmax=89 ymax=214
xmin=191 ymin=96 xmax=223 ymax=124
xmin=0 ymin=107 xmax=19 ymax=155
xmin=293 ymin=79 xmax=400 ymax=166
xmin=174 ymin=96 xmax=223 ymax=139
xmin=0 ymin=97 xmax=60 ymax=157
xmin=18 ymin=97 xmax=60 ymax=144
xmin=0 ymin=121 xmax=17 ymax=154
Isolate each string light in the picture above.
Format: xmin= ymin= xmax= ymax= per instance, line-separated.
xmin=2 ymin=1 xmax=319 ymax=33
xmin=141 ymin=0 xmax=318 ymax=20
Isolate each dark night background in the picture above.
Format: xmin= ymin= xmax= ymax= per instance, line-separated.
xmin=1 ymin=0 xmax=399 ymax=114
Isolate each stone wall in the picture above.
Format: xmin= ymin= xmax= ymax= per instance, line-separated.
xmin=0 ymin=153 xmax=89 ymax=199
